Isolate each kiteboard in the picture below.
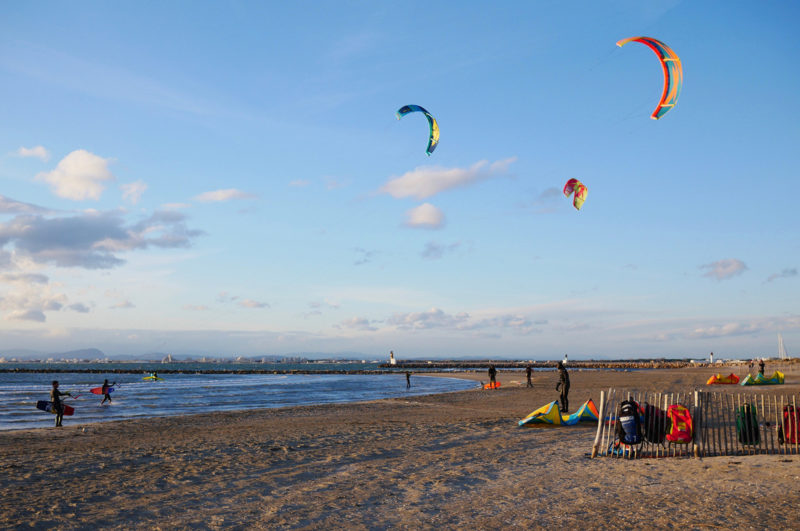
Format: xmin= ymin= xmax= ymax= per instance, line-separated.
xmin=143 ymin=376 xmax=164 ymax=381
xmin=36 ymin=401 xmax=75 ymax=416
xmin=90 ymin=387 xmax=114 ymax=395
xmin=484 ymin=382 xmax=501 ymax=390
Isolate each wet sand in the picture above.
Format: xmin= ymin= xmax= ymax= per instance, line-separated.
xmin=2 ymin=366 xmax=799 ymax=529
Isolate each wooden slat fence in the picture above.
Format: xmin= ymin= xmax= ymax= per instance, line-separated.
xmin=591 ymin=389 xmax=800 ymax=458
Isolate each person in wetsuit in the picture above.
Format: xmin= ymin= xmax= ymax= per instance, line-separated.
xmin=758 ymin=359 xmax=765 ymax=376
xmin=406 ymin=371 xmax=411 ymax=389
xmin=50 ymin=380 xmax=70 ymax=427
xmin=100 ymin=378 xmax=116 ymax=405
xmin=488 ymin=365 xmax=497 ymax=388
xmin=526 ymin=365 xmax=533 ymax=388
xmin=555 ymin=361 xmax=570 ymax=413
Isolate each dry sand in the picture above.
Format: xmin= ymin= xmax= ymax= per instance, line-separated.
xmin=2 ymin=367 xmax=800 ymax=530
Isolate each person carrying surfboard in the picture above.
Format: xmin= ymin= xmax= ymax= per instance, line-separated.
xmin=50 ymin=380 xmax=71 ymax=428
xmin=100 ymin=379 xmax=116 ymax=405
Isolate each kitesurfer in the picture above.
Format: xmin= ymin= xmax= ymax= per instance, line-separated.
xmin=100 ymin=379 xmax=116 ymax=405
xmin=406 ymin=371 xmax=411 ymax=389
xmin=758 ymin=359 xmax=765 ymax=376
xmin=555 ymin=362 xmax=570 ymax=413
xmin=50 ymin=380 xmax=70 ymax=428
xmin=526 ymin=365 xmax=533 ymax=388
xmin=488 ymin=365 xmax=497 ymax=388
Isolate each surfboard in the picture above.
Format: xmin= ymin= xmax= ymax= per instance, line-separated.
xmin=36 ymin=400 xmax=75 ymax=416
xmin=90 ymin=387 xmax=114 ymax=395
xmin=484 ymin=382 xmax=501 ymax=389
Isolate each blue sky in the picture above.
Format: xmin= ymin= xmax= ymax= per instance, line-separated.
xmin=1 ymin=1 xmax=798 ymax=359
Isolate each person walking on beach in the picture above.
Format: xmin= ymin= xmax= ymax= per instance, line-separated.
xmin=100 ymin=378 xmax=116 ymax=405
xmin=555 ymin=362 xmax=570 ymax=413
xmin=526 ymin=365 xmax=533 ymax=388
xmin=406 ymin=371 xmax=411 ymax=388
xmin=758 ymin=359 xmax=765 ymax=375
xmin=50 ymin=380 xmax=70 ymax=428
xmin=488 ymin=365 xmax=497 ymax=388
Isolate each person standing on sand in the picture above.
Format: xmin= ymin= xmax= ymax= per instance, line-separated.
xmin=488 ymin=365 xmax=497 ymax=388
xmin=406 ymin=371 xmax=411 ymax=388
xmin=50 ymin=380 xmax=70 ymax=428
xmin=100 ymin=378 xmax=116 ymax=405
xmin=555 ymin=362 xmax=570 ymax=413
xmin=758 ymin=359 xmax=765 ymax=375
xmin=526 ymin=365 xmax=533 ymax=388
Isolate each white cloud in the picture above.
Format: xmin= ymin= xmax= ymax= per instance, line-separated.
xmin=36 ymin=149 xmax=114 ymax=200
xmin=121 ymin=180 xmax=148 ymax=204
xmin=289 ymin=179 xmax=310 ymax=187
xmin=405 ymin=203 xmax=444 ymax=229
xmin=110 ymin=300 xmax=135 ymax=309
xmin=193 ymin=189 xmax=256 ymax=202
xmin=17 ymin=145 xmax=50 ymax=161
xmin=700 ymin=259 xmax=747 ymax=280
xmin=380 ymin=157 xmax=516 ymax=200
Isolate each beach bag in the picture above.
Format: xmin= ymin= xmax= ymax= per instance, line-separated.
xmin=779 ymin=405 xmax=800 ymax=444
xmin=735 ymin=404 xmax=760 ymax=446
xmin=616 ymin=399 xmax=642 ymax=445
xmin=665 ymin=404 xmax=692 ymax=444
xmin=642 ymin=402 xmax=667 ymax=444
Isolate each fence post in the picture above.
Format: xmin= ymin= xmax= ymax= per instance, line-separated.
xmin=591 ymin=390 xmax=605 ymax=458
xmin=693 ymin=390 xmax=700 ymax=458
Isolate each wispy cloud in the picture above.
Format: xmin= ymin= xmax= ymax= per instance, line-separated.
xmin=16 ymin=145 xmax=50 ymax=161
xmin=421 ymin=241 xmax=460 ymax=260
xmin=36 ymin=149 xmax=115 ymax=201
xmin=700 ymin=258 xmax=747 ymax=280
xmin=183 ymin=304 xmax=209 ymax=311
xmin=289 ymin=179 xmax=310 ymax=187
xmin=353 ymin=247 xmax=378 ymax=266
xmin=238 ymin=299 xmax=270 ymax=309
xmin=405 ymin=203 xmax=444 ymax=229
xmin=121 ymin=180 xmax=148 ymax=205
xmin=379 ymin=157 xmax=516 ymax=200
xmin=335 ymin=317 xmax=378 ymax=332
xmin=0 ymin=195 xmax=49 ymax=215
xmin=193 ymin=189 xmax=256 ymax=202
xmin=765 ymin=268 xmax=797 ymax=283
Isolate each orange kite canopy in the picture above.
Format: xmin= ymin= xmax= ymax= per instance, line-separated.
xmin=706 ymin=373 xmax=740 ymax=385
xmin=617 ymin=36 xmax=683 ymax=120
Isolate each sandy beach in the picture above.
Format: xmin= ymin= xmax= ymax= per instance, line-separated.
xmin=2 ymin=366 xmax=800 ymax=530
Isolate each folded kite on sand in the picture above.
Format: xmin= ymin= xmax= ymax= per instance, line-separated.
xmin=518 ymin=399 xmax=598 ymax=427
xmin=740 ymin=371 xmax=784 ymax=386
xmin=706 ymin=373 xmax=740 ymax=385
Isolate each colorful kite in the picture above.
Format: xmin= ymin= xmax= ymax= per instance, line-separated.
xmin=563 ymin=178 xmax=587 ymax=210
xmin=617 ymin=36 xmax=683 ymax=120
xmin=396 ymin=104 xmax=439 ymax=155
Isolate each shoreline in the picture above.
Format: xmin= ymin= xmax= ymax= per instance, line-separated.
xmin=3 ymin=367 xmax=799 ymax=529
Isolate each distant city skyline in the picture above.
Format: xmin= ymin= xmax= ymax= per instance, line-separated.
xmin=1 ymin=2 xmax=798 ymax=359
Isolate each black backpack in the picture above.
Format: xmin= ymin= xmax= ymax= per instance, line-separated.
xmin=616 ymin=399 xmax=643 ymax=445
xmin=642 ymin=402 xmax=667 ymax=444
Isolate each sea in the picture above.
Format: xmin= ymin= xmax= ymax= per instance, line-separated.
xmin=0 ymin=362 xmax=477 ymax=431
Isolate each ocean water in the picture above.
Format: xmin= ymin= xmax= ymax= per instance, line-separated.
xmin=0 ymin=370 xmax=477 ymax=431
